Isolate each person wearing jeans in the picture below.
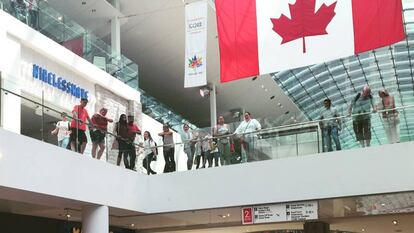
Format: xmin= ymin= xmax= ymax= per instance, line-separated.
xmin=319 ymin=99 xmax=341 ymax=152
xmin=179 ymin=124 xmax=193 ymax=170
xmin=234 ymin=112 xmax=261 ymax=162
xmin=51 ymin=113 xmax=71 ymax=149
xmin=213 ymin=116 xmax=232 ymax=166
xmin=125 ymin=115 xmax=140 ymax=170
xmin=143 ymin=131 xmax=157 ymax=175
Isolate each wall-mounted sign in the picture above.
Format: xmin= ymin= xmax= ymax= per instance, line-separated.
xmin=242 ymin=207 xmax=253 ymax=225
xmin=32 ymin=64 xmax=88 ymax=99
xmin=242 ymin=201 xmax=318 ymax=225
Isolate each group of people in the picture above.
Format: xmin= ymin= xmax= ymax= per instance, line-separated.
xmin=50 ymin=101 xmax=264 ymax=175
xmin=51 ymin=98 xmax=140 ymax=171
xmin=320 ymin=86 xmax=400 ymax=152
xmin=178 ymin=112 xmax=262 ymax=172
xmin=7 ymin=0 xmax=39 ymax=29
xmin=50 ymin=86 xmax=401 ymax=173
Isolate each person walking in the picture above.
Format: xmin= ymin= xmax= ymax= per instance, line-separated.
xmin=51 ymin=113 xmax=71 ymax=149
xmin=142 ymin=131 xmax=157 ymax=175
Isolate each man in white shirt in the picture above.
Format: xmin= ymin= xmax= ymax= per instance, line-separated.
xmin=234 ymin=112 xmax=261 ymax=162
xmin=179 ymin=123 xmax=194 ymax=170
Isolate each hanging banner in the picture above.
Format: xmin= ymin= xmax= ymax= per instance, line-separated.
xmin=184 ymin=0 xmax=207 ymax=88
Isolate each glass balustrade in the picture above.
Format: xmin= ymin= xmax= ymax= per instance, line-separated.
xmin=0 ymin=0 xmax=196 ymax=133
xmin=2 ymin=73 xmax=413 ymax=174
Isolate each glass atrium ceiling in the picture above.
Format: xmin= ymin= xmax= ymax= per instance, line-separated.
xmin=272 ymin=3 xmax=414 ymax=149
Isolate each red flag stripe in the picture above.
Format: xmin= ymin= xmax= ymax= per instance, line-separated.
xmin=215 ymin=0 xmax=260 ymax=83
xmin=352 ymin=0 xmax=405 ymax=54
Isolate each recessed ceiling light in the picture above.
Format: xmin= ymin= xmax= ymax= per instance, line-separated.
xmin=362 ymin=229 xmax=365 ymax=232
xmin=66 ymin=214 xmax=71 ymax=218
xmin=381 ymin=203 xmax=386 ymax=206
xmin=261 ymin=85 xmax=265 ymax=89
xmin=392 ymin=220 xmax=398 ymax=225
xmin=130 ymin=223 xmax=135 ymax=227
xmin=227 ymin=213 xmax=230 ymax=217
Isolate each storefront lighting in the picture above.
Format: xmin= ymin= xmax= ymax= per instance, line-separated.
xmin=392 ymin=220 xmax=398 ymax=225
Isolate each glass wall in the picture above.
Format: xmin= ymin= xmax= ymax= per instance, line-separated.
xmin=0 ymin=0 xmax=197 ymax=132
xmin=272 ymin=4 xmax=414 ymax=150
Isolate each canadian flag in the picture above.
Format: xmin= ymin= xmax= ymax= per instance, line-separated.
xmin=215 ymin=0 xmax=405 ymax=83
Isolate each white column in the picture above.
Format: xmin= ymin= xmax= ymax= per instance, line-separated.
xmin=111 ymin=16 xmax=121 ymax=62
xmin=111 ymin=0 xmax=121 ymax=63
xmin=82 ymin=205 xmax=109 ymax=233
xmin=210 ymin=85 xmax=217 ymax=129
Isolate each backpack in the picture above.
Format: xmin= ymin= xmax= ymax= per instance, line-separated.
xmin=153 ymin=141 xmax=158 ymax=156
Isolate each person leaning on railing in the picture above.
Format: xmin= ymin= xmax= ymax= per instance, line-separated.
xmin=319 ymin=98 xmax=342 ymax=152
xmin=90 ymin=108 xmax=113 ymax=160
xmin=159 ymin=124 xmax=176 ymax=173
xmin=179 ymin=123 xmax=194 ymax=170
xmin=213 ymin=115 xmax=232 ymax=166
xmin=234 ymin=112 xmax=261 ymax=163
xmin=348 ymin=86 xmax=375 ymax=148
xmin=114 ymin=114 xmax=128 ymax=167
xmin=125 ymin=115 xmax=140 ymax=170
xmin=70 ymin=98 xmax=92 ymax=154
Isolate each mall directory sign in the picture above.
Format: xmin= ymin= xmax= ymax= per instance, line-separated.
xmin=242 ymin=201 xmax=318 ymax=225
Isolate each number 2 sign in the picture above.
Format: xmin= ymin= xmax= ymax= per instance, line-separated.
xmin=242 ymin=207 xmax=253 ymax=225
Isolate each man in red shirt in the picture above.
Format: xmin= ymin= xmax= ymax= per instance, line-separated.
xmin=70 ymin=98 xmax=92 ymax=154
xmin=91 ymin=108 xmax=113 ymax=160
xmin=124 ymin=115 xmax=141 ymax=170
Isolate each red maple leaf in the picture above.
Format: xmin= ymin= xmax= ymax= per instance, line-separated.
xmin=271 ymin=0 xmax=337 ymax=53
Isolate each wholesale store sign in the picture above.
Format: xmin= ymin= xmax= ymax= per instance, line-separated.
xmin=32 ymin=64 xmax=89 ymax=99
xmin=242 ymin=201 xmax=318 ymax=225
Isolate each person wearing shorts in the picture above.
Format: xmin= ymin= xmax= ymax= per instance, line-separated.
xmin=70 ymin=98 xmax=91 ymax=154
xmin=91 ymin=108 xmax=113 ymax=160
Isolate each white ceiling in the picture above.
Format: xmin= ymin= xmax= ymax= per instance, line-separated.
xmin=47 ymin=0 xmax=301 ymax=127
xmin=1 ymin=197 xmax=414 ymax=233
